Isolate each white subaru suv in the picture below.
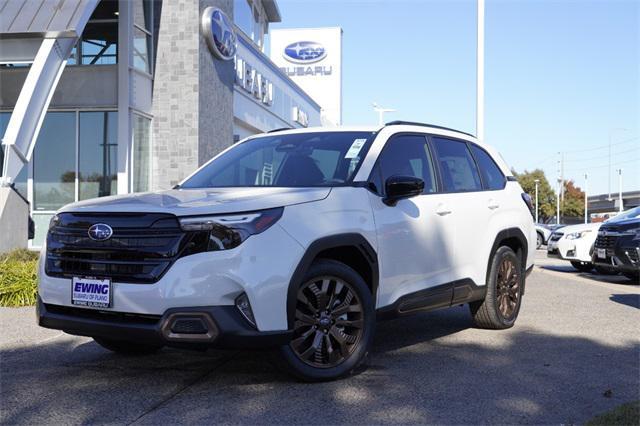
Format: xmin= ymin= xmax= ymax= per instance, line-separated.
xmin=38 ymin=122 xmax=536 ymax=381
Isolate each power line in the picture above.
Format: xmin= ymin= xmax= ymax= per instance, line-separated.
xmin=564 ymin=157 xmax=640 ymax=172
xmin=564 ymin=146 xmax=640 ymax=163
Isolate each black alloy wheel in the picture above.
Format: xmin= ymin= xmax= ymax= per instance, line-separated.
xmin=278 ymin=259 xmax=374 ymax=382
xmin=495 ymin=256 xmax=521 ymax=320
xmin=290 ymin=276 xmax=364 ymax=368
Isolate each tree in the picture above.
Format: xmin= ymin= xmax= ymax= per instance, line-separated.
xmin=512 ymin=169 xmax=557 ymax=223
xmin=562 ymin=180 xmax=585 ymax=218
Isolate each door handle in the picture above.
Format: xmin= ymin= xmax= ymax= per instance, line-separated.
xmin=436 ymin=204 xmax=452 ymax=216
xmin=488 ymin=199 xmax=500 ymax=210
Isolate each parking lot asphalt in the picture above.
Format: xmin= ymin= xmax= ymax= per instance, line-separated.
xmin=1 ymin=250 xmax=638 ymax=425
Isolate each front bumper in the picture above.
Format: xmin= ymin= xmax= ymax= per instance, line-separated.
xmin=37 ymin=297 xmax=293 ymax=349
xmin=547 ymin=238 xmax=593 ymax=262
xmin=593 ymin=243 xmax=640 ymax=274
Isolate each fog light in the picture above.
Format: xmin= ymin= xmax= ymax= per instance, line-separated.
xmin=235 ymin=293 xmax=256 ymax=328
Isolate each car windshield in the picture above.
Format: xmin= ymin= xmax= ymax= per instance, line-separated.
xmin=181 ymin=131 xmax=376 ymax=188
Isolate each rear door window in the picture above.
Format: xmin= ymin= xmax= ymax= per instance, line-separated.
xmin=431 ymin=137 xmax=482 ymax=192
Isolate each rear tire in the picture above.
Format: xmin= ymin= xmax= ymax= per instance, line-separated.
xmin=470 ymin=246 xmax=523 ymax=329
xmin=93 ymin=337 xmax=162 ymax=355
xmin=571 ymin=261 xmax=594 ymax=273
xmin=278 ymin=259 xmax=375 ymax=382
xmin=536 ymin=233 xmax=543 ymax=249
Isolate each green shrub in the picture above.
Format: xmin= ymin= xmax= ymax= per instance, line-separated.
xmin=0 ymin=249 xmax=39 ymax=307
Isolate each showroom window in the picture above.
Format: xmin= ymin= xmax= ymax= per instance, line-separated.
xmin=79 ymin=112 xmax=118 ymax=200
xmin=29 ymin=111 xmax=118 ymax=247
xmin=33 ymin=112 xmax=77 ymax=211
xmin=133 ymin=0 xmax=154 ymax=73
xmin=132 ymin=114 xmax=152 ymax=192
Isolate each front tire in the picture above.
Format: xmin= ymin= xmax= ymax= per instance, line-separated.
xmin=536 ymin=233 xmax=543 ymax=249
xmin=571 ymin=261 xmax=594 ymax=273
xmin=93 ymin=337 xmax=162 ymax=355
xmin=278 ymin=259 xmax=375 ymax=382
xmin=470 ymin=246 xmax=523 ymax=329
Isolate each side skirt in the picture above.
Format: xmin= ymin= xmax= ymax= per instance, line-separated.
xmin=376 ymin=278 xmax=486 ymax=321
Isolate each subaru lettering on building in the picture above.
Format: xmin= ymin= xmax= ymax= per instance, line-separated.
xmin=283 ymin=41 xmax=326 ymax=63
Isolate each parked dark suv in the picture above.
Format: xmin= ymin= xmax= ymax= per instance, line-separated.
xmin=593 ymin=207 xmax=640 ymax=282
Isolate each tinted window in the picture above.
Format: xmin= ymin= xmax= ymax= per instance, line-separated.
xmin=432 ymin=137 xmax=482 ymax=192
xmin=181 ymin=132 xmax=375 ymax=188
xmin=378 ymin=135 xmax=436 ymax=194
xmin=470 ymin=145 xmax=505 ymax=190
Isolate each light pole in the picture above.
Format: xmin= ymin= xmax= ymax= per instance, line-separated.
xmin=556 ymin=178 xmax=562 ymax=225
xmin=372 ymin=103 xmax=396 ymax=126
xmin=534 ymin=179 xmax=539 ymax=224
xmin=608 ymin=128 xmax=629 ymax=199
xmin=617 ymin=168 xmax=623 ymax=212
xmin=584 ymin=174 xmax=588 ymax=224
xmin=477 ymin=0 xmax=484 ymax=142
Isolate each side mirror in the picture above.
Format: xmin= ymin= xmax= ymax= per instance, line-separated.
xmin=383 ymin=175 xmax=424 ymax=206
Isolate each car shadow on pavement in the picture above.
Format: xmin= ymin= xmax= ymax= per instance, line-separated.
xmin=1 ymin=307 xmax=639 ymax=425
xmin=610 ymin=294 xmax=640 ymax=310
xmin=539 ymin=265 xmax=637 ymax=285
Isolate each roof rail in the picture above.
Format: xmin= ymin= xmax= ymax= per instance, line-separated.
xmin=384 ymin=121 xmax=476 ymax=139
xmin=266 ymin=127 xmax=293 ymax=133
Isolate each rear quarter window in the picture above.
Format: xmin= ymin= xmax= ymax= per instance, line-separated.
xmin=470 ymin=145 xmax=506 ymax=190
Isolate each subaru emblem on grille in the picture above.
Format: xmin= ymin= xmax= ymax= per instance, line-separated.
xmin=88 ymin=223 xmax=113 ymax=241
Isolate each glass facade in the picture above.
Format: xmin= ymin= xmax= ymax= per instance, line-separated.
xmin=234 ymin=0 xmax=266 ymax=48
xmin=132 ymin=0 xmax=153 ymax=73
xmin=79 ymin=112 xmax=118 ymax=200
xmin=27 ymin=111 xmax=118 ymax=246
xmin=33 ymin=112 xmax=76 ymax=211
xmin=132 ymin=114 xmax=151 ymax=192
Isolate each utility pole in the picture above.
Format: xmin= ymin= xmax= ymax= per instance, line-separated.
xmin=617 ymin=169 xmax=623 ymax=212
xmin=584 ymin=174 xmax=588 ymax=224
xmin=556 ymin=153 xmax=561 ymax=225
xmin=534 ymin=179 xmax=539 ymax=224
xmin=560 ymin=152 xmax=565 ymax=205
xmin=476 ymin=0 xmax=485 ymax=142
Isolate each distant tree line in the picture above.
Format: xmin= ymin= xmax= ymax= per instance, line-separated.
xmin=512 ymin=169 xmax=585 ymax=223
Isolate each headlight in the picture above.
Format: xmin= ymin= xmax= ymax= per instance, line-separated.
xmin=49 ymin=214 xmax=60 ymax=230
xmin=179 ymin=207 xmax=283 ymax=251
xmin=566 ymin=230 xmax=591 ymax=240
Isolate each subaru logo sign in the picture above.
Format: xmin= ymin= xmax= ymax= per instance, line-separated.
xmin=88 ymin=223 xmax=113 ymax=241
xmin=283 ymin=41 xmax=326 ymax=64
xmin=201 ymin=7 xmax=237 ymax=61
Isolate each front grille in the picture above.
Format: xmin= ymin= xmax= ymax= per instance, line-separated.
xmin=45 ymin=303 xmax=161 ymax=325
xmin=45 ymin=212 xmax=202 ymax=284
xmin=594 ymin=235 xmax=618 ymax=250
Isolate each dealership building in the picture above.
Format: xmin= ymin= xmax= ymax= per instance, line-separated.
xmin=0 ymin=0 xmax=340 ymax=250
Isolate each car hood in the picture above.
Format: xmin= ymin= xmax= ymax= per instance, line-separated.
xmin=58 ymin=187 xmax=331 ymax=216
xmin=557 ymin=223 xmax=601 ymax=234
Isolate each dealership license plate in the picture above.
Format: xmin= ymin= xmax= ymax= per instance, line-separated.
xmin=597 ymin=248 xmax=606 ymax=259
xmin=72 ymin=277 xmax=111 ymax=308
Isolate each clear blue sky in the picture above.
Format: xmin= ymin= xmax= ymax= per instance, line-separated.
xmin=269 ymin=0 xmax=640 ymax=195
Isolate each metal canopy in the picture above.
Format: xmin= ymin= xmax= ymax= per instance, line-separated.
xmin=0 ymin=0 xmax=99 ymax=186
